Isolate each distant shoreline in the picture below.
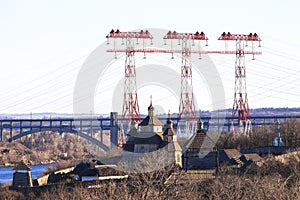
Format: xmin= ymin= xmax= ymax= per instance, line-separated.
xmin=0 ymin=161 xmax=55 ymax=168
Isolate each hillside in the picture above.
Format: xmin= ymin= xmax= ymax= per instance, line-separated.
xmin=0 ymin=132 xmax=93 ymax=166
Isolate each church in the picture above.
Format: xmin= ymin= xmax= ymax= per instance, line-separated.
xmin=124 ymin=100 xmax=182 ymax=167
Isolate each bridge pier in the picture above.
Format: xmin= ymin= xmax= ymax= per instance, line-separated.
xmin=30 ymin=120 xmax=33 ymax=133
xmin=59 ymin=120 xmax=62 ymax=134
xmin=10 ymin=121 xmax=13 ymax=139
xmin=20 ymin=121 xmax=23 ymax=142
xmin=90 ymin=118 xmax=93 ymax=138
xmin=110 ymin=112 xmax=118 ymax=147
xmin=79 ymin=120 xmax=82 ymax=133
xmin=0 ymin=121 xmax=2 ymax=142
xmin=99 ymin=120 xmax=103 ymax=143
xmin=227 ymin=118 xmax=231 ymax=132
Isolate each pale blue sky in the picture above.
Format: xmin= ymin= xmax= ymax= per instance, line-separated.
xmin=0 ymin=0 xmax=299 ymax=114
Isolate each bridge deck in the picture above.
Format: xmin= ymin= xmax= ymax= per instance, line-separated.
xmin=1 ymin=115 xmax=299 ymax=151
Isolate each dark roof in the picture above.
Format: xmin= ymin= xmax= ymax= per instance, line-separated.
xmin=240 ymin=153 xmax=262 ymax=163
xmin=184 ymin=127 xmax=218 ymax=152
xmin=127 ymin=127 xmax=138 ymax=140
xmin=139 ymin=115 xmax=164 ymax=126
xmin=73 ymin=162 xmax=91 ymax=175
xmin=219 ymin=149 xmax=243 ymax=165
xmin=221 ymin=149 xmax=242 ymax=160
xmin=13 ymin=161 xmax=31 ymax=171
xmin=185 ymin=132 xmax=206 ymax=150
xmin=133 ymin=132 xmax=163 ymax=144
xmin=79 ymin=168 xmax=99 ymax=176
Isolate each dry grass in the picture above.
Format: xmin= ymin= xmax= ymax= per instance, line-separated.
xmin=1 ymin=157 xmax=300 ymax=200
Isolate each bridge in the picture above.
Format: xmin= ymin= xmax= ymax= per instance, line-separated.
xmin=0 ymin=113 xmax=119 ymax=151
xmin=1 ymin=113 xmax=300 ymax=151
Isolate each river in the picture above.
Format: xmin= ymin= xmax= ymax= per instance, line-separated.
xmin=0 ymin=164 xmax=50 ymax=184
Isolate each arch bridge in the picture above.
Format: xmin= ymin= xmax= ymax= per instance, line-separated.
xmin=0 ymin=113 xmax=119 ymax=151
xmin=1 ymin=113 xmax=299 ymax=151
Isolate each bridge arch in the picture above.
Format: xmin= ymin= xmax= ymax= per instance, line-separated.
xmin=8 ymin=127 xmax=109 ymax=151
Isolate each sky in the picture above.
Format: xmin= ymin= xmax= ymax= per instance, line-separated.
xmin=0 ymin=0 xmax=299 ymax=114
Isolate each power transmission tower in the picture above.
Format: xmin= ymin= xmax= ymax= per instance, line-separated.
xmin=106 ymin=29 xmax=261 ymax=139
xmin=163 ymin=31 xmax=208 ymax=135
xmin=218 ymin=32 xmax=261 ymax=134
xmin=106 ymin=29 xmax=153 ymax=145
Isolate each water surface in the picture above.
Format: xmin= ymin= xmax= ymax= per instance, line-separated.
xmin=0 ymin=164 xmax=49 ymax=184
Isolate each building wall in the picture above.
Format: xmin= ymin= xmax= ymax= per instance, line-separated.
xmin=12 ymin=171 xmax=33 ymax=187
xmin=134 ymin=144 xmax=158 ymax=153
xmin=175 ymin=151 xmax=182 ymax=167
xmin=140 ymin=125 xmax=162 ymax=133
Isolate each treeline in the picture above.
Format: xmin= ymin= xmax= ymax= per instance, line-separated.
xmin=218 ymin=119 xmax=300 ymax=149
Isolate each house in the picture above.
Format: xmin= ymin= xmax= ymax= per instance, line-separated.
xmin=124 ymin=100 xmax=182 ymax=167
xmin=183 ymin=119 xmax=217 ymax=170
xmin=218 ymin=149 xmax=243 ymax=166
xmin=125 ymin=100 xmax=164 ymax=153
xmin=239 ymin=153 xmax=262 ymax=172
xmin=161 ymin=113 xmax=182 ymax=167
xmin=239 ymin=153 xmax=262 ymax=163
xmin=12 ymin=161 xmax=33 ymax=187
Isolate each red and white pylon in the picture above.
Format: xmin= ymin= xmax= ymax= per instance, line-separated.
xmin=106 ymin=29 xmax=262 ymax=137
xmin=218 ymin=32 xmax=262 ymax=134
xmin=163 ymin=31 xmax=208 ymax=135
xmin=106 ymin=29 xmax=153 ymax=145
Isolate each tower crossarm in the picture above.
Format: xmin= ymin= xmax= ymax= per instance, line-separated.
xmin=218 ymin=32 xmax=261 ymax=41
xmin=106 ymin=29 xmax=153 ymax=39
xmin=164 ymin=31 xmax=208 ymax=41
xmin=107 ymin=49 xmax=262 ymax=55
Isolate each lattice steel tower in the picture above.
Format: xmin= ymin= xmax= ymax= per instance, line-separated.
xmin=106 ymin=29 xmax=153 ymax=145
xmin=163 ymin=31 xmax=208 ymax=135
xmin=106 ymin=29 xmax=153 ymax=122
xmin=218 ymin=32 xmax=261 ymax=133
